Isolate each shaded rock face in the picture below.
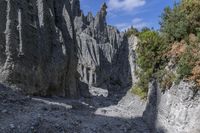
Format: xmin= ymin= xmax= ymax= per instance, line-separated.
xmin=0 ymin=0 xmax=78 ymax=97
xmin=74 ymin=3 xmax=133 ymax=91
xmin=0 ymin=0 xmax=135 ymax=97
xmin=143 ymin=81 xmax=200 ymax=133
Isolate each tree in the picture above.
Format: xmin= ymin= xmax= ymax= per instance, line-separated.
xmin=141 ymin=27 xmax=151 ymax=32
xmin=180 ymin=0 xmax=200 ymax=34
xmin=160 ymin=5 xmax=189 ymax=42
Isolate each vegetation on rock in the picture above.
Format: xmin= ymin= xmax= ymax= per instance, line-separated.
xmin=135 ymin=30 xmax=167 ymax=94
xmin=128 ymin=0 xmax=200 ymax=98
xmin=125 ymin=27 xmax=139 ymax=37
xmin=131 ymin=85 xmax=147 ymax=100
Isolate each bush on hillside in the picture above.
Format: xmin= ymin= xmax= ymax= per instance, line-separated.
xmin=160 ymin=5 xmax=189 ymax=42
xmin=135 ymin=30 xmax=167 ymax=93
xmin=131 ymin=85 xmax=147 ymax=100
xmin=128 ymin=0 xmax=200 ymax=96
xmin=180 ymin=0 xmax=200 ymax=34
xmin=125 ymin=27 xmax=139 ymax=37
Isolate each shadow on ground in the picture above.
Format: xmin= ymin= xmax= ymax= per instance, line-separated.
xmin=0 ymin=83 xmax=152 ymax=133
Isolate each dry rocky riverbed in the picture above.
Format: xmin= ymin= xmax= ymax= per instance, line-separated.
xmin=0 ymin=84 xmax=150 ymax=133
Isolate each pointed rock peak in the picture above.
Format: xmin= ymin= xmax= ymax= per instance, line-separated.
xmin=71 ymin=0 xmax=81 ymax=16
xmin=94 ymin=2 xmax=108 ymax=31
xmin=87 ymin=12 xmax=94 ymax=22
xmin=99 ymin=2 xmax=107 ymax=18
xmin=87 ymin=12 xmax=93 ymax=17
xmin=101 ymin=2 xmax=107 ymax=11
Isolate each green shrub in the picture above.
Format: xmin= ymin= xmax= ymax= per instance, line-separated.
xmin=136 ymin=71 xmax=150 ymax=93
xmin=129 ymin=0 xmax=200 ymax=94
xmin=160 ymin=5 xmax=189 ymax=42
xmin=134 ymin=30 xmax=167 ymax=95
xmin=181 ymin=0 xmax=200 ymax=34
xmin=125 ymin=27 xmax=139 ymax=37
xmin=176 ymin=47 xmax=193 ymax=81
xmin=131 ymin=85 xmax=147 ymax=100
xmin=196 ymin=28 xmax=200 ymax=40
xmin=141 ymin=27 xmax=151 ymax=32
xmin=160 ymin=0 xmax=200 ymax=42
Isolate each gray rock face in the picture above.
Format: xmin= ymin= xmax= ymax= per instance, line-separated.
xmin=128 ymin=35 xmax=138 ymax=85
xmin=70 ymin=0 xmax=81 ymax=17
xmin=143 ymin=80 xmax=200 ymax=133
xmin=0 ymin=0 xmax=136 ymax=97
xmin=0 ymin=0 xmax=78 ymax=97
xmin=74 ymin=3 xmax=133 ymax=92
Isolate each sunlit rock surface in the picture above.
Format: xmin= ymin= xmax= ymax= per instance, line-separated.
xmin=143 ymin=80 xmax=200 ymax=133
xmin=74 ymin=3 xmax=133 ymax=91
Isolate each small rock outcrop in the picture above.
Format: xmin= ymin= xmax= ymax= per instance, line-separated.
xmin=0 ymin=0 xmax=79 ymax=97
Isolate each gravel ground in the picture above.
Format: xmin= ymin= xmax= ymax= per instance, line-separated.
xmin=0 ymin=84 xmax=149 ymax=133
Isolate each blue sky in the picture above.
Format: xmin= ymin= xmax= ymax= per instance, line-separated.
xmin=80 ymin=0 xmax=180 ymax=31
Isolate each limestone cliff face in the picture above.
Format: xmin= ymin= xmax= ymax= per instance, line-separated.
xmin=74 ymin=3 xmax=132 ymax=91
xmin=0 ymin=0 xmax=78 ymax=97
xmin=143 ymin=80 xmax=200 ymax=133
xmin=0 ymin=0 xmax=134 ymax=97
xmin=128 ymin=35 xmax=138 ymax=85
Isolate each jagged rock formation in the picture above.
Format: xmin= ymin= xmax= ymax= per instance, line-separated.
xmin=74 ymin=2 xmax=132 ymax=91
xmin=0 ymin=0 xmax=133 ymax=97
xmin=143 ymin=80 xmax=200 ymax=133
xmin=0 ymin=0 xmax=78 ymax=97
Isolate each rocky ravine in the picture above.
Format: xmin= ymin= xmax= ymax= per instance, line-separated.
xmin=0 ymin=0 xmax=148 ymax=133
xmin=0 ymin=0 xmax=200 ymax=133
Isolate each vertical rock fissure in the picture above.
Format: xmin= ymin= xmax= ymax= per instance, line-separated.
xmin=17 ymin=8 xmax=23 ymax=56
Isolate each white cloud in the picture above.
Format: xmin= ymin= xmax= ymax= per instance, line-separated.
xmin=115 ymin=18 xmax=147 ymax=31
xmin=131 ymin=18 xmax=142 ymax=24
xmin=115 ymin=23 xmax=128 ymax=29
xmin=108 ymin=0 xmax=146 ymax=11
xmin=131 ymin=18 xmax=147 ymax=29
